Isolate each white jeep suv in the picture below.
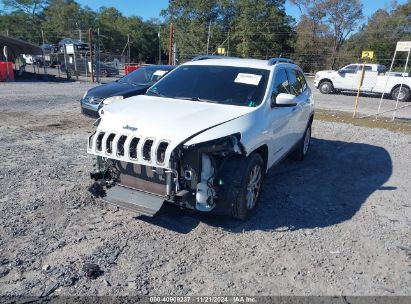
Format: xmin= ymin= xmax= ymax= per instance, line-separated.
xmin=87 ymin=56 xmax=314 ymax=220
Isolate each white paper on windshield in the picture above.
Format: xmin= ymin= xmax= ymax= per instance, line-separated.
xmin=153 ymin=70 xmax=167 ymax=76
xmin=234 ymin=73 xmax=262 ymax=85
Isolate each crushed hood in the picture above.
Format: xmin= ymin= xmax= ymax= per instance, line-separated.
xmin=88 ymin=95 xmax=255 ymax=168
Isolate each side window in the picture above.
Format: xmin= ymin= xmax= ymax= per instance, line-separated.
xmin=341 ymin=65 xmax=358 ymax=74
xmin=296 ymin=70 xmax=307 ymax=91
xmin=287 ymin=69 xmax=303 ymax=96
xmin=358 ymin=65 xmax=372 ymax=71
xmin=271 ymin=68 xmax=291 ymax=102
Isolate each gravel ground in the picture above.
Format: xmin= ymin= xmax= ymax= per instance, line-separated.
xmin=0 ymin=81 xmax=410 ymax=297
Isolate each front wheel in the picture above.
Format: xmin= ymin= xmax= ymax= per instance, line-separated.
xmin=319 ymin=81 xmax=334 ymax=94
xmin=231 ymin=153 xmax=264 ymax=220
xmin=392 ymin=86 xmax=410 ymax=102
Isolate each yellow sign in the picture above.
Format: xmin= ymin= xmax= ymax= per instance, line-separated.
xmin=217 ymin=47 xmax=225 ymax=55
xmin=361 ymin=51 xmax=374 ymax=59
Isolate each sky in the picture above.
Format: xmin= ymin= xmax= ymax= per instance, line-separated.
xmin=74 ymin=0 xmax=408 ymax=22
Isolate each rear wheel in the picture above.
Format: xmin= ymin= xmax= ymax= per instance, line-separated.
xmin=319 ymin=81 xmax=334 ymax=94
xmin=66 ymin=69 xmax=73 ymax=79
xmin=231 ymin=153 xmax=264 ymax=220
xmin=391 ymin=86 xmax=410 ymax=102
xmin=292 ymin=123 xmax=312 ymax=161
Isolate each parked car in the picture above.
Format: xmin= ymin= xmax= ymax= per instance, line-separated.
xmin=40 ymin=43 xmax=59 ymax=54
xmin=58 ymin=38 xmax=89 ymax=53
xmin=87 ymin=56 xmax=314 ymax=220
xmin=314 ymin=63 xmax=411 ymax=102
xmin=80 ymin=65 xmax=174 ymax=117
xmin=60 ymin=60 xmax=119 ymax=79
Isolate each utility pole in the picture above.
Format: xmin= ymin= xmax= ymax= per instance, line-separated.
xmin=206 ymin=21 xmax=211 ymax=55
xmin=88 ymin=29 xmax=94 ymax=83
xmin=96 ymin=28 xmax=100 ymax=83
xmin=158 ymin=25 xmax=161 ymax=64
xmin=227 ymin=30 xmax=230 ymax=56
xmin=168 ymin=23 xmax=173 ymax=65
xmin=173 ymin=43 xmax=177 ymax=65
xmin=125 ymin=34 xmax=130 ymax=64
xmin=41 ymin=30 xmax=45 ymax=45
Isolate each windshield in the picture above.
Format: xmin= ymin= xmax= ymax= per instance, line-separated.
xmin=119 ymin=67 xmax=172 ymax=86
xmin=146 ymin=65 xmax=270 ymax=107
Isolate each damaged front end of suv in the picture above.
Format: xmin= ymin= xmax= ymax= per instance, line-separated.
xmin=87 ymin=110 xmax=248 ymax=217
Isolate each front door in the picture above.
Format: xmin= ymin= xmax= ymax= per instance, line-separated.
xmin=333 ymin=64 xmax=359 ymax=90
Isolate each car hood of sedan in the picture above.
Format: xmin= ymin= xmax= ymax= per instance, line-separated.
xmin=86 ymin=81 xmax=149 ymax=99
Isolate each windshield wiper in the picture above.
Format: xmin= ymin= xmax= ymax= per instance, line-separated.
xmin=174 ymin=96 xmax=219 ymax=103
xmin=147 ymin=90 xmax=165 ymax=97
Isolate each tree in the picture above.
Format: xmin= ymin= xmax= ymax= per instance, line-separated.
xmin=291 ymin=0 xmax=363 ymax=69
xmin=2 ymin=0 xmax=48 ymax=17
xmin=344 ymin=1 xmax=411 ymax=68
xmin=323 ymin=0 xmax=363 ymax=68
xmin=232 ymin=0 xmax=295 ymax=58
xmin=160 ymin=0 xmax=230 ymax=61
xmin=2 ymin=0 xmax=49 ymax=42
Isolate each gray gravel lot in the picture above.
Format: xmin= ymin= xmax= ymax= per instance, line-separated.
xmin=0 ymin=81 xmax=410 ymax=296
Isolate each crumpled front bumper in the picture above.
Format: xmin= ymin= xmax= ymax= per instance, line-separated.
xmin=80 ymin=98 xmax=103 ymax=118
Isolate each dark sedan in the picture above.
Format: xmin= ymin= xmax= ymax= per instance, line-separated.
xmin=80 ymin=65 xmax=174 ymax=118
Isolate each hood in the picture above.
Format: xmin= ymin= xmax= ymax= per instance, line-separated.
xmin=88 ymin=95 xmax=255 ymax=168
xmin=87 ymin=81 xmax=148 ymax=99
xmin=317 ymin=70 xmax=336 ymax=74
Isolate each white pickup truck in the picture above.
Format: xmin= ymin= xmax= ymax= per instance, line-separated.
xmin=314 ymin=64 xmax=411 ymax=102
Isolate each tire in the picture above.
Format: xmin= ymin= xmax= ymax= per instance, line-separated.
xmin=391 ymin=86 xmax=410 ymax=102
xmin=319 ymin=81 xmax=334 ymax=94
xmin=101 ymin=70 xmax=108 ymax=77
xmin=66 ymin=69 xmax=72 ymax=80
xmin=231 ymin=153 xmax=264 ymax=220
xmin=292 ymin=123 xmax=312 ymax=161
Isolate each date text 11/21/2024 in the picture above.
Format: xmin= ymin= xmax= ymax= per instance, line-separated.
xmin=149 ymin=296 xmax=257 ymax=303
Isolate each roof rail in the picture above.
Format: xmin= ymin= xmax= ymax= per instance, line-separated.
xmin=191 ymin=55 xmax=238 ymax=61
xmin=267 ymin=58 xmax=294 ymax=65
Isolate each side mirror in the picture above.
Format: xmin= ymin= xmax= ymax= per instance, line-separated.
xmin=273 ymin=93 xmax=297 ymax=107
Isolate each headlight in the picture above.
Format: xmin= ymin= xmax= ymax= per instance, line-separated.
xmin=82 ymin=90 xmax=88 ymax=99
xmin=103 ymin=96 xmax=124 ymax=105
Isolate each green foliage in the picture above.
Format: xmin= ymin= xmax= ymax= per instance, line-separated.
xmin=344 ymin=1 xmax=411 ymax=68
xmin=0 ymin=0 xmax=408 ymax=67
xmin=161 ymin=0 xmax=295 ymax=61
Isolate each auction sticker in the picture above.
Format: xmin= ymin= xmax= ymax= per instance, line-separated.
xmin=153 ymin=70 xmax=168 ymax=76
xmin=234 ymin=73 xmax=262 ymax=85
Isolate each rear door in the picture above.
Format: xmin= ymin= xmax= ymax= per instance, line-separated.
xmin=357 ymin=65 xmax=378 ymax=91
xmin=286 ymin=68 xmax=311 ymax=142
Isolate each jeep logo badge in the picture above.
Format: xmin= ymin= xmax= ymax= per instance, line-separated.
xmin=123 ymin=125 xmax=138 ymax=131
